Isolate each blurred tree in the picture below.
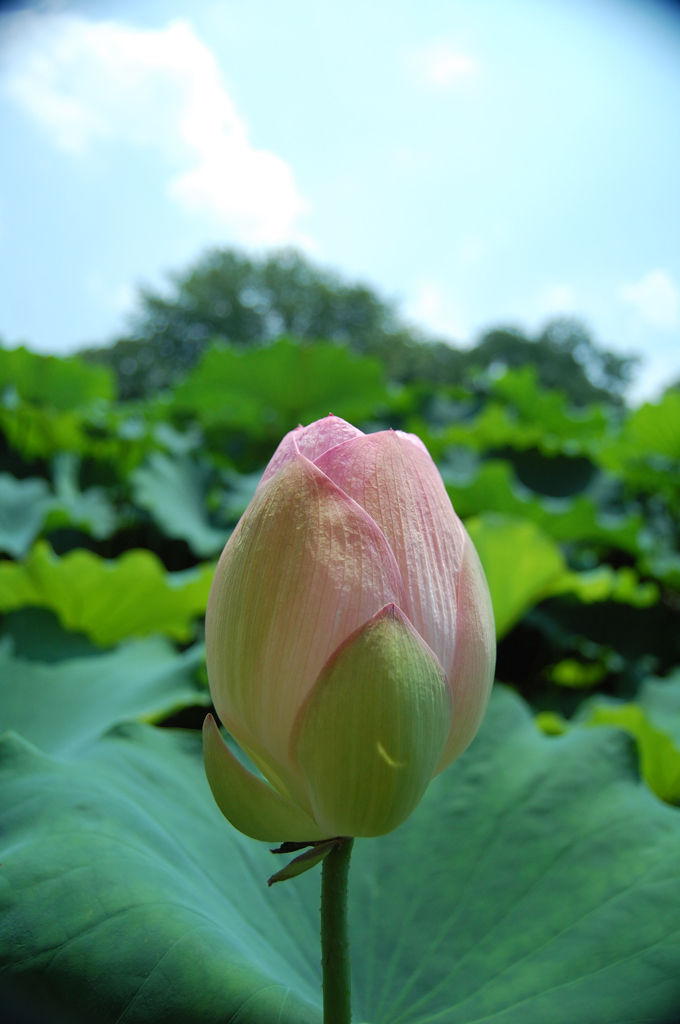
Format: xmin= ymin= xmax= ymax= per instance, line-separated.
xmin=83 ymin=249 xmax=462 ymax=398
xmin=469 ymin=320 xmax=638 ymax=406
xmin=83 ymin=248 xmax=636 ymax=406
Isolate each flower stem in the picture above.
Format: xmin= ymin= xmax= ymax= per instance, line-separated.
xmin=320 ymin=838 xmax=354 ymax=1024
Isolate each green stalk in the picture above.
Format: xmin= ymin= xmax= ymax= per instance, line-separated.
xmin=320 ymin=838 xmax=354 ymax=1024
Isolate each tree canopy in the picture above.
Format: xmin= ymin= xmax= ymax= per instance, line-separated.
xmin=84 ymin=248 xmax=637 ymax=405
xmin=467 ymin=320 xmax=638 ymax=407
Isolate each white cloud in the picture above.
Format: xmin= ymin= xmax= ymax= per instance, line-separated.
xmin=618 ymin=269 xmax=680 ymax=330
xmin=0 ymin=13 xmax=307 ymax=244
xmin=408 ymin=42 xmax=479 ymax=87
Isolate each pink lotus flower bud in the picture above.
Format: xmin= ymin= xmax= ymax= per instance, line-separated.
xmin=204 ymin=415 xmax=495 ymax=841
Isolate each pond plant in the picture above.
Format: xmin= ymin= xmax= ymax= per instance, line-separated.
xmin=0 ymin=337 xmax=680 ymax=1023
xmin=203 ymin=416 xmax=495 ymax=1022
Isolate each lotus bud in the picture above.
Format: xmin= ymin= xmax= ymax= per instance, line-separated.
xmin=203 ymin=415 xmax=495 ymax=841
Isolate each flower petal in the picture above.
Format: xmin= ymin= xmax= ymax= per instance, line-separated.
xmin=261 ymin=415 xmax=364 ymax=485
xmin=206 ymin=454 xmax=409 ymax=786
xmin=435 ymin=531 xmax=496 ymax=770
xmin=394 ymin=429 xmax=430 ymax=455
xmin=291 ymin=604 xmax=452 ymax=838
xmin=203 ymin=714 xmax=325 ymax=842
xmin=314 ymin=430 xmax=467 ymax=681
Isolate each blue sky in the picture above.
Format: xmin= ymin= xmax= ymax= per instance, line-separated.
xmin=1 ymin=0 xmax=679 ymax=401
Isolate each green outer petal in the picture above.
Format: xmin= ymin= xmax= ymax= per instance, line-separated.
xmin=203 ymin=715 xmax=325 ymax=842
xmin=292 ymin=605 xmax=453 ymax=838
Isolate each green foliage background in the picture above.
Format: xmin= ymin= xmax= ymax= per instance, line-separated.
xmin=1 ymin=249 xmax=679 ymax=1023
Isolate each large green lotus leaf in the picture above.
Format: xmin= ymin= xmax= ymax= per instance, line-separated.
xmin=0 ymin=344 xmax=113 ymax=410
xmin=440 ymin=391 xmax=601 ymax=455
xmin=0 ymin=607 xmax=109 ymax=662
xmin=131 ymin=452 xmax=230 ymax=557
xmin=0 ymin=461 xmax=115 ymax=557
xmin=466 ymin=514 xmax=658 ymax=638
xmin=582 ymin=701 xmax=680 ymax=805
xmin=416 ymin=370 xmax=608 ymax=461
xmin=641 ymin=668 xmax=680 ymax=746
xmin=0 ymin=402 xmax=95 ymax=462
xmin=172 ymin=338 xmax=388 ymax=437
xmin=218 ymin=467 xmax=263 ymax=521
xmin=446 ymin=460 xmax=642 ymax=554
xmin=465 ymin=515 xmax=567 ymax=637
xmin=596 ymin=391 xmax=680 ymax=506
xmin=0 ymin=635 xmax=207 ymax=757
xmin=489 ymin=366 xmax=609 ymax=447
xmin=0 ymin=725 xmax=322 ymax=1024
xmin=554 ymin=564 xmax=658 ymax=608
xmin=412 ymin=404 xmax=546 ymax=460
xmin=621 ymin=390 xmax=680 ymax=462
xmin=564 ymin=669 xmax=680 ymax=805
xmin=0 ymin=541 xmax=213 ymax=645
xmin=0 ymin=473 xmax=54 ymax=558
xmin=0 ymin=392 xmax=155 ymax=468
xmin=2 ymin=687 xmax=680 ymax=1023
xmin=49 ymin=452 xmax=117 ymax=539
xmin=642 ymin=548 xmax=680 ymax=592
xmin=349 ymin=687 xmax=680 ymax=1024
